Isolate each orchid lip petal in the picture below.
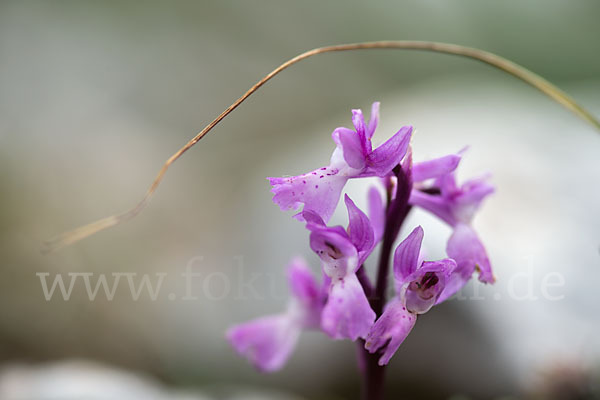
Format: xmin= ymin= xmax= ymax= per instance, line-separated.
xmin=268 ymin=166 xmax=348 ymax=223
xmin=365 ymin=298 xmax=416 ymax=366
xmin=321 ymin=274 xmax=375 ymax=341
xmin=287 ymin=257 xmax=323 ymax=316
xmin=437 ymin=223 xmax=494 ymax=303
xmin=227 ymin=314 xmax=301 ymax=372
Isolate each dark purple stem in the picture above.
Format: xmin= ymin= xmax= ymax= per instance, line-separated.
xmin=359 ymin=165 xmax=412 ymax=400
xmin=372 ymin=167 xmax=412 ymax=316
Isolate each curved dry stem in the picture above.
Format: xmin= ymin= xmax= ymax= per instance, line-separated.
xmin=43 ymin=40 xmax=600 ymax=252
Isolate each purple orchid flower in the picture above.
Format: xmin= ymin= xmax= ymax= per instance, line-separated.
xmin=367 ymin=149 xmax=462 ymax=242
xmin=304 ymin=194 xmax=377 ymax=340
xmin=409 ymin=158 xmax=495 ymax=302
xmin=365 ymin=226 xmax=456 ymax=365
xmin=227 ymin=257 xmax=324 ymax=372
xmin=269 ymin=102 xmax=413 ymax=222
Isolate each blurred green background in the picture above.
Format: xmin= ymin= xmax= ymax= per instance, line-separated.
xmin=1 ymin=1 xmax=599 ymax=399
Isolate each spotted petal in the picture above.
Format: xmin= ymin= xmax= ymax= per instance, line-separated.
xmin=365 ymin=298 xmax=417 ymax=366
xmin=268 ymin=166 xmax=348 ymax=223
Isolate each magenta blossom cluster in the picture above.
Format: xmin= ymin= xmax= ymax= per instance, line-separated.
xmin=227 ymin=102 xmax=495 ymax=370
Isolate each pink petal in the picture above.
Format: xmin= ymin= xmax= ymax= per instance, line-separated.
xmin=393 ymin=226 xmax=424 ymax=284
xmin=321 ymin=274 xmax=375 ymax=340
xmin=363 ymin=125 xmax=412 ymax=177
xmin=412 ymin=154 xmax=461 ymax=182
xmin=344 ymin=194 xmax=375 ymax=263
xmin=333 ymin=127 xmax=366 ymax=169
xmin=308 ymin=224 xmax=358 ymax=279
xmin=402 ymin=259 xmax=456 ymax=313
xmin=409 ymin=189 xmax=456 ymax=226
xmin=365 ymin=298 xmax=416 ymax=366
xmin=287 ymin=257 xmax=321 ymax=308
xmin=367 ymin=186 xmax=386 ymax=244
xmin=446 ymin=223 xmax=494 ymax=287
xmin=366 ymin=102 xmax=380 ymax=139
xmin=454 ymin=178 xmax=495 ymax=223
xmin=435 ymin=265 xmax=474 ymax=304
xmin=268 ymin=166 xmax=348 ymax=223
xmin=351 ymin=109 xmax=368 ymax=152
xmin=227 ymin=314 xmax=300 ymax=372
